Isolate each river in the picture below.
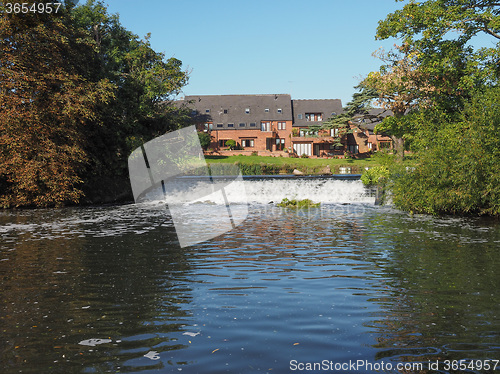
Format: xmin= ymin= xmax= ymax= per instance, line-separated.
xmin=1 ymin=179 xmax=499 ymax=373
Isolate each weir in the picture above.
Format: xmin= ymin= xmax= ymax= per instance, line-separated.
xmin=237 ymin=177 xmax=375 ymax=204
xmin=146 ymin=175 xmax=376 ymax=206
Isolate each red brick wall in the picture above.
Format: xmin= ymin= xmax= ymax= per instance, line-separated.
xmin=208 ymin=120 xmax=293 ymax=152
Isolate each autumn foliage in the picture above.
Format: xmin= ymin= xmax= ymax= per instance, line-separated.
xmin=0 ymin=1 xmax=188 ymax=208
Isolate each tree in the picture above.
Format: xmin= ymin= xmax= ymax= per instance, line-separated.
xmin=376 ymin=0 xmax=500 ymax=101
xmin=390 ymin=86 xmax=500 ymax=216
xmin=362 ymin=1 xmax=500 ymax=160
xmin=0 ymin=0 xmax=189 ymax=207
xmin=225 ymin=139 xmax=237 ymax=150
xmin=198 ymin=131 xmax=212 ymax=151
xmin=0 ymin=1 xmax=114 ymax=207
xmin=361 ymin=45 xmax=439 ymax=159
xmin=321 ymin=84 xmax=377 ymax=149
xmin=72 ymin=0 xmax=189 ymax=185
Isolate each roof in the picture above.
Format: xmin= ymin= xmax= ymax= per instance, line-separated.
xmin=292 ymin=99 xmax=343 ymax=127
xmin=178 ymin=94 xmax=293 ymax=126
xmin=353 ymin=108 xmax=392 ymax=133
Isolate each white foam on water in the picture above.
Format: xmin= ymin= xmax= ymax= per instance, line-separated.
xmin=191 ymin=178 xmax=375 ymax=205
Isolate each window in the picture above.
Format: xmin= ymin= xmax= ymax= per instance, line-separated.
xmin=209 ymin=123 xmax=213 ymax=130
xmin=223 ymin=109 xmax=228 ymax=114
xmin=298 ymin=114 xmax=303 ymax=120
xmin=261 ymin=121 xmax=271 ymax=131
xmin=206 ymin=109 xmax=210 ymax=113
xmin=191 ymin=110 xmax=197 ymax=115
xmin=227 ymin=123 xmax=234 ymax=128
xmin=264 ymin=108 xmax=270 ymax=112
xmin=239 ymin=123 xmax=246 ymax=128
xmin=216 ymin=123 xmax=223 ymax=128
xmin=305 ymin=113 xmax=323 ymax=122
xmin=276 ymin=138 xmax=285 ymax=151
xmin=218 ymin=139 xmax=228 ymax=147
xmin=203 ymin=123 xmax=210 ymax=131
xmin=241 ymin=139 xmax=254 ymax=147
xmin=249 ymin=122 xmax=256 ymax=127
xmin=348 ymin=145 xmax=359 ymax=154
xmin=330 ymin=128 xmax=338 ymax=137
xmin=278 ymin=122 xmax=286 ymax=130
xmin=245 ymin=108 xmax=250 ymax=114
xmin=277 ymin=108 xmax=282 ymax=113
xmin=367 ymin=142 xmax=372 ymax=150
xmin=331 ymin=112 xmax=337 ymax=116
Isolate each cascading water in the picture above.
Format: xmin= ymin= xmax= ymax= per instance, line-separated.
xmin=237 ymin=177 xmax=375 ymax=204
xmin=147 ymin=176 xmax=376 ymax=205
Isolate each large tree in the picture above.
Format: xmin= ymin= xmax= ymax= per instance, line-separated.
xmin=361 ymin=0 xmax=500 ymax=160
xmin=376 ymin=0 xmax=500 ymax=102
xmin=0 ymin=0 xmax=189 ymax=207
xmin=0 ymin=1 xmax=113 ymax=207
xmin=72 ymin=1 xmax=189 ymax=191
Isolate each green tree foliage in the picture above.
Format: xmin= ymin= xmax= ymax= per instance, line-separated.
xmin=72 ymin=1 xmax=189 ymax=191
xmin=376 ymin=0 xmax=500 ymax=104
xmin=364 ymin=1 xmax=500 ymax=215
xmin=225 ymin=139 xmax=237 ymax=150
xmin=197 ymin=131 xmax=212 ymax=150
xmin=390 ymin=87 xmax=500 ymax=216
xmin=0 ymin=0 xmax=189 ymax=207
xmin=361 ymin=1 xmax=500 ymax=161
xmin=321 ymin=84 xmax=373 ymax=148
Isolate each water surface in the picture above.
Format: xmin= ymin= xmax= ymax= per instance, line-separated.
xmin=1 ymin=187 xmax=499 ymax=373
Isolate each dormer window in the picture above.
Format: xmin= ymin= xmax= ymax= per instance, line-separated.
xmin=305 ymin=113 xmax=323 ymax=121
xmin=277 ymin=108 xmax=282 ymax=114
xmin=245 ymin=108 xmax=250 ymax=114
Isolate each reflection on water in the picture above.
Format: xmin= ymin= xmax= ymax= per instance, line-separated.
xmin=0 ymin=203 xmax=499 ymax=373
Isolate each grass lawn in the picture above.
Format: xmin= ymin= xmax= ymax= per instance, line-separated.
xmin=206 ymin=155 xmax=379 ymax=168
xmin=205 ymin=155 xmax=381 ymax=174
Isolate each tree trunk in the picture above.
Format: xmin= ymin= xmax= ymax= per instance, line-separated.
xmin=392 ymin=136 xmax=404 ymax=161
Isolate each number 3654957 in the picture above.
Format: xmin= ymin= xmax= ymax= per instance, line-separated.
xmin=3 ymin=3 xmax=63 ymax=14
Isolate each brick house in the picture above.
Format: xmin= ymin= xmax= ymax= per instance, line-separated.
xmin=348 ymin=109 xmax=393 ymax=154
xmin=290 ymin=99 xmax=343 ymax=157
xmin=178 ymin=94 xmax=293 ymax=154
xmin=176 ymin=94 xmax=392 ymax=157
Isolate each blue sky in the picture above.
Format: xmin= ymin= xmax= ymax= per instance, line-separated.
xmin=103 ymin=0 xmax=407 ymax=105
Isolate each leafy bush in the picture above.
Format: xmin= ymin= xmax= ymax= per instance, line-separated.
xmin=390 ymin=87 xmax=500 ymax=216
xmin=361 ymin=166 xmax=390 ymax=186
xmin=225 ymin=139 xmax=236 ymax=150
xmin=277 ymin=198 xmax=320 ymax=208
xmin=197 ymin=131 xmax=212 ymax=150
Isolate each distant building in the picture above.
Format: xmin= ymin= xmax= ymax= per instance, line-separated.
xmin=176 ymin=94 xmax=391 ymax=157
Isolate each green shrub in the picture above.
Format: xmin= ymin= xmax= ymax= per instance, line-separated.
xmin=361 ymin=166 xmax=390 ymax=186
xmin=226 ymin=139 xmax=236 ymax=150
xmin=277 ymin=198 xmax=320 ymax=208
xmin=390 ymin=87 xmax=500 ymax=216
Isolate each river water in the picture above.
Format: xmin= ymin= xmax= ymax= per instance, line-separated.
xmin=0 ymin=179 xmax=499 ymax=373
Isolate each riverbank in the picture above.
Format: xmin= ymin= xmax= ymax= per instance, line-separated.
xmin=205 ymin=155 xmax=379 ymax=175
